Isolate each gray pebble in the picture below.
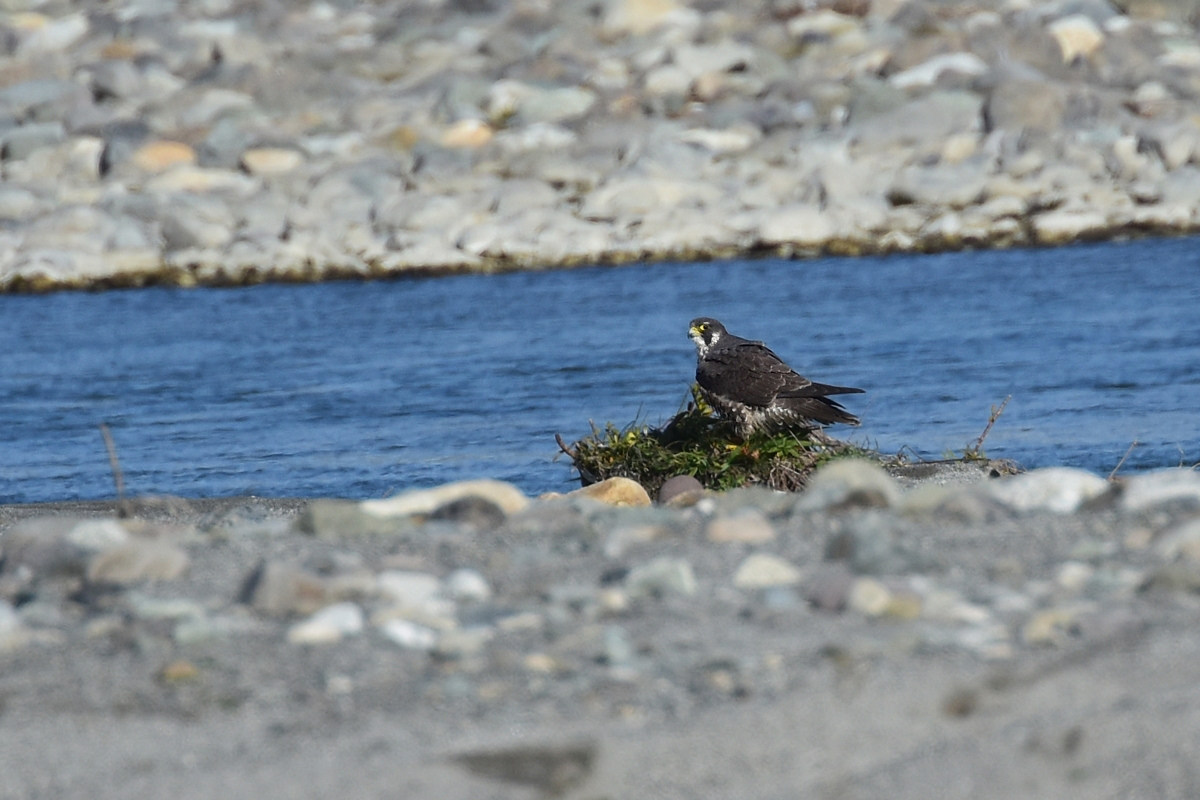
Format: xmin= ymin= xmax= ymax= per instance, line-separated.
xmin=2 ymin=122 xmax=65 ymax=161
xmin=626 ymin=557 xmax=697 ymax=598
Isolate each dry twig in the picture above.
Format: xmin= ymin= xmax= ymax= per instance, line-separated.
xmin=966 ymin=396 xmax=1010 ymax=459
xmin=1108 ymin=440 xmax=1139 ymax=481
xmin=99 ymin=423 xmax=126 ymax=503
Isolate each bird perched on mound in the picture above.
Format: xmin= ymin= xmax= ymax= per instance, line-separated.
xmin=688 ymin=317 xmax=864 ymax=438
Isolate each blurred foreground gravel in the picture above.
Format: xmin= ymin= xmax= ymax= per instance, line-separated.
xmin=5 ymin=462 xmax=1200 ymax=797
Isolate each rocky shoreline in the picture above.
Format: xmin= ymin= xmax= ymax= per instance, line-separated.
xmin=5 ymin=0 xmax=1200 ymax=291
xmin=5 ymin=461 xmax=1200 ymax=796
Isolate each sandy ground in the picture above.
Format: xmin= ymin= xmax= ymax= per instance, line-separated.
xmin=3 ymin=482 xmax=1200 ymax=799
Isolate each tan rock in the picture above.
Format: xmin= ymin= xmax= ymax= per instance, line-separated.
xmin=786 ymin=9 xmax=860 ymax=39
xmin=986 ymin=80 xmax=1068 ymax=135
xmin=706 ymin=509 xmax=776 ymax=543
xmin=884 ymin=593 xmax=923 ymax=620
xmin=941 ymin=133 xmax=979 ymax=164
xmin=131 ymin=141 xmax=196 ymax=173
xmin=245 ymin=561 xmax=328 ymax=616
xmin=1031 ymin=207 xmax=1109 ymax=245
xmin=1048 ymin=14 xmax=1104 ymax=63
xmin=733 ymin=553 xmax=801 ymax=589
xmin=848 ymin=577 xmax=892 ymax=616
xmin=146 ymin=166 xmax=259 ymax=195
xmin=569 ymin=477 xmax=651 ymax=507
xmin=1022 ymin=607 xmax=1081 ymax=646
xmin=103 ymin=249 xmax=163 ymax=276
xmin=87 ymin=541 xmax=189 ymax=585
xmin=603 ymin=0 xmax=686 ymax=36
xmin=159 ymin=660 xmax=201 ymax=683
xmin=441 ymin=119 xmax=493 ymax=149
xmin=6 ymin=12 xmax=49 ymax=33
xmin=240 ymin=147 xmax=303 ymax=176
xmin=523 ymin=652 xmax=562 ymax=673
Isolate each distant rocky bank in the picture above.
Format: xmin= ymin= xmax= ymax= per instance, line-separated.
xmin=3 ymin=0 xmax=1200 ymax=291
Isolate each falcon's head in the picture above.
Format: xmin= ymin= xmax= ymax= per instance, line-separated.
xmin=689 ymin=317 xmax=726 ymax=358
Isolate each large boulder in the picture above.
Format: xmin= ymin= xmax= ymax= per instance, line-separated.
xmin=985 ymin=79 xmax=1068 ymax=134
xmin=849 ymin=91 xmax=984 ymax=152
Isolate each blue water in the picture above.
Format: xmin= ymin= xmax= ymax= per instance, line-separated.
xmin=1 ymin=239 xmax=1198 ymax=503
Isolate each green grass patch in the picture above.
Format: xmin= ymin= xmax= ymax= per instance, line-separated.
xmin=560 ymin=386 xmax=879 ymax=495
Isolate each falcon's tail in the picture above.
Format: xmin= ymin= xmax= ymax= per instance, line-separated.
xmin=779 ymin=381 xmax=865 ymax=398
xmin=780 ymin=396 xmax=861 ymax=427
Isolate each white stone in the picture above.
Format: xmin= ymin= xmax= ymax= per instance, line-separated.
xmin=626 ymin=557 xmax=696 ymax=598
xmin=486 ymin=80 xmax=596 ymax=124
xmin=643 ymin=64 xmax=692 ymax=97
xmin=757 ymin=205 xmax=833 ymax=248
xmin=1121 ymin=468 xmax=1200 ymax=512
xmin=0 ymin=601 xmax=20 ymax=634
xmin=65 ymin=519 xmax=130 ymax=551
xmin=796 ymin=459 xmax=903 ymax=512
xmin=19 ymin=12 xmax=88 ymax=53
xmin=678 ymin=126 xmax=759 ymax=154
xmin=733 ymin=553 xmax=802 ymax=589
xmin=361 ymin=479 xmax=529 ymax=517
xmin=889 ymin=53 xmax=988 ymax=89
xmin=707 ymin=509 xmax=775 ymax=543
xmin=494 ymin=123 xmax=576 ymax=154
xmin=848 ymin=577 xmax=892 ymax=616
xmin=126 ymin=593 xmax=206 ymax=620
xmin=240 ymin=148 xmax=303 ymax=176
xmin=786 ymin=9 xmax=859 ymax=38
xmin=376 ymin=570 xmax=442 ymax=607
xmin=672 ymin=41 xmax=757 ymax=80
xmin=580 ymin=177 xmax=722 ymax=220
xmin=379 ymin=618 xmax=438 ymax=650
xmin=986 ymin=467 xmax=1108 ymax=513
xmin=444 ymin=568 xmax=491 ymax=602
xmin=145 ymin=167 xmax=260 ymax=196
xmin=1156 ymin=517 xmax=1200 ymax=561
xmin=1032 ymin=207 xmax=1109 ymax=244
xmin=287 ymin=602 xmax=364 ymax=644
xmin=1055 ymin=561 xmax=1095 ymax=591
xmin=924 ymin=590 xmax=992 ymax=625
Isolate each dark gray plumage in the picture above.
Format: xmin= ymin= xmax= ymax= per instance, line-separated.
xmin=688 ymin=317 xmax=863 ymax=438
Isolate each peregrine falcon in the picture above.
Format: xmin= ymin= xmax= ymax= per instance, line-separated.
xmin=688 ymin=317 xmax=863 ymax=438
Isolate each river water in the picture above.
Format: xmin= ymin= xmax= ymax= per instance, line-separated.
xmin=2 ymin=238 xmax=1198 ymax=503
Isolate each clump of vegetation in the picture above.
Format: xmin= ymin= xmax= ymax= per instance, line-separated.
xmin=558 ymin=386 xmax=878 ymax=495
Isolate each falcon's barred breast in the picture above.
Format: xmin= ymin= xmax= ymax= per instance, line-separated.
xmin=688 ymin=317 xmax=864 ymax=438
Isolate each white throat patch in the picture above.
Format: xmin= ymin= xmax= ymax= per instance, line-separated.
xmin=691 ymin=328 xmax=720 ymax=358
